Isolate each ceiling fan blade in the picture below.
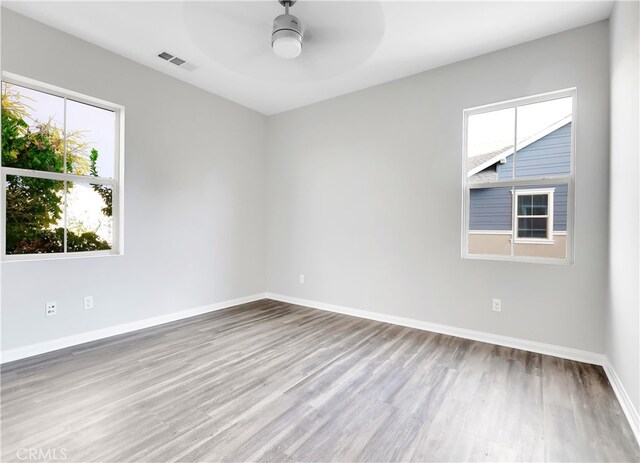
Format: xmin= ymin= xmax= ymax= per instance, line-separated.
xmin=194 ymin=2 xmax=274 ymax=26
xmin=304 ymin=25 xmax=385 ymax=45
xmin=184 ymin=2 xmax=273 ymax=41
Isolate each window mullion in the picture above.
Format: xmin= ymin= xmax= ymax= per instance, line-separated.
xmin=510 ymin=106 xmax=518 ymax=257
xmin=1 ymin=171 xmax=6 ymax=258
xmin=548 ymin=191 xmax=555 ymax=240
xmin=63 ymin=180 xmax=68 ymax=253
xmin=63 ymin=96 xmax=67 ymax=175
xmin=63 ymin=97 xmax=67 ymax=253
xmin=0 ymin=167 xmax=115 ymax=185
xmin=469 ymin=176 xmax=571 ymax=189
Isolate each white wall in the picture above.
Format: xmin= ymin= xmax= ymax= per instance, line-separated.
xmin=267 ymin=21 xmax=610 ymax=353
xmin=0 ymin=10 xmax=268 ymax=351
xmin=607 ymin=0 xmax=639 ymax=414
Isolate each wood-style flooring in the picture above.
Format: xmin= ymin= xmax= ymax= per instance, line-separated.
xmin=2 ymin=299 xmax=638 ymax=462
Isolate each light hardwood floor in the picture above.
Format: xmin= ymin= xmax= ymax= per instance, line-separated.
xmin=2 ymin=299 xmax=638 ymax=462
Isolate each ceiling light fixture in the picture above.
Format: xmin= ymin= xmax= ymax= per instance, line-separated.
xmin=272 ymin=0 xmax=302 ymax=59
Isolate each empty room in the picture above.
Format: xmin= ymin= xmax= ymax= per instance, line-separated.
xmin=0 ymin=0 xmax=639 ymax=462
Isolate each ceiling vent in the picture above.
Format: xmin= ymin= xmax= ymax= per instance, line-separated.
xmin=158 ymin=52 xmax=195 ymax=70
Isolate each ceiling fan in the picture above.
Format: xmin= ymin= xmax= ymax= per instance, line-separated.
xmin=271 ymin=0 xmax=303 ymax=59
xmin=183 ymin=1 xmax=385 ymax=82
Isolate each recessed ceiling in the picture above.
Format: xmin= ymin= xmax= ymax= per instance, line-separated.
xmin=3 ymin=1 xmax=613 ymax=115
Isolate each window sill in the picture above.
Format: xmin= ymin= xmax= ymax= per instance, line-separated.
xmin=2 ymin=250 xmax=123 ymax=263
xmin=512 ymin=239 xmax=555 ymax=245
xmin=462 ymin=253 xmax=572 ymax=265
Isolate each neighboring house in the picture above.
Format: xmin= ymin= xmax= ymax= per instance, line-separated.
xmin=467 ymin=119 xmax=571 ymax=257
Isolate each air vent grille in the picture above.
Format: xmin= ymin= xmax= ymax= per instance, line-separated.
xmin=158 ymin=51 xmax=193 ymax=70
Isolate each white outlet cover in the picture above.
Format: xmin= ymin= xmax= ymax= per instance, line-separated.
xmin=46 ymin=301 xmax=57 ymax=317
xmin=492 ymin=298 xmax=502 ymax=312
xmin=299 ymin=274 xmax=305 ymax=284
xmin=84 ymin=296 xmax=94 ymax=310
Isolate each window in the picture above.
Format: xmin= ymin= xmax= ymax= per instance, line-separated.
xmin=515 ymin=188 xmax=554 ymax=241
xmin=1 ymin=73 xmax=124 ymax=260
xmin=462 ymin=89 xmax=574 ymax=263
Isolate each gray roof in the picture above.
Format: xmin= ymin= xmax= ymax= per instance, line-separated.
xmin=468 ymin=167 xmax=498 ymax=184
xmin=467 ymin=146 xmax=511 ymax=174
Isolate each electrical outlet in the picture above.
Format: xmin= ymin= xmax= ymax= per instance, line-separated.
xmin=492 ymin=298 xmax=502 ymax=312
xmin=45 ymin=301 xmax=57 ymax=317
xmin=299 ymin=274 xmax=305 ymax=284
xmin=84 ymin=296 xmax=94 ymax=310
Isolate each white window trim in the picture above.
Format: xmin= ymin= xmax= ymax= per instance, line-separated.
xmin=461 ymin=87 xmax=576 ymax=265
xmin=513 ymin=187 xmax=555 ymax=244
xmin=468 ymin=230 xmax=513 ymax=235
xmin=1 ymin=72 xmax=125 ymax=262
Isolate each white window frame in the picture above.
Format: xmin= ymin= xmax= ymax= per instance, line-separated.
xmin=1 ymin=72 xmax=125 ymax=262
xmin=461 ymin=88 xmax=576 ymax=265
xmin=513 ymin=187 xmax=555 ymax=244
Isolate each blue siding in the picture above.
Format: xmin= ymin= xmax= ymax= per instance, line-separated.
xmin=470 ymin=185 xmax=567 ymax=231
xmin=469 ymin=123 xmax=571 ymax=232
xmin=497 ymin=123 xmax=571 ymax=179
xmin=469 ymin=187 xmax=512 ymax=231
xmin=552 ymin=185 xmax=568 ymax=231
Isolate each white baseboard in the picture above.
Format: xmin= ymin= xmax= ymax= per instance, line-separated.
xmin=266 ymin=293 xmax=605 ymax=365
xmin=602 ymin=358 xmax=640 ymax=444
xmin=1 ymin=292 xmax=268 ymax=364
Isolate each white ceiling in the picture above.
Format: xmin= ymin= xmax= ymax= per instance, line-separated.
xmin=4 ymin=1 xmax=613 ymax=115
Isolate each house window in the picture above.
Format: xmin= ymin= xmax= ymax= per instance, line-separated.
xmin=463 ymin=89 xmax=574 ymax=263
xmin=1 ymin=73 xmax=124 ymax=261
xmin=515 ymin=188 xmax=554 ymax=241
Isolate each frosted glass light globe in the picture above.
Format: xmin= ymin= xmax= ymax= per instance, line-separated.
xmin=272 ymin=34 xmax=302 ymax=59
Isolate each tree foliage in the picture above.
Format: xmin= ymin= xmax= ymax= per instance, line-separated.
xmin=1 ymin=84 xmax=112 ymax=254
xmin=90 ymin=149 xmax=112 ymax=217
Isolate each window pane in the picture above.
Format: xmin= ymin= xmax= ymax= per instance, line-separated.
xmin=66 ymin=99 xmax=116 ymax=178
xmin=517 ymin=195 xmax=531 ymax=215
xmin=467 ymin=108 xmax=515 ymax=183
xmin=66 ymin=182 xmax=112 ymax=252
xmin=513 ymin=97 xmax=572 ymax=179
xmin=5 ymin=175 xmax=65 ymax=254
xmin=1 ymin=82 xmax=65 ymax=173
xmin=532 ymin=194 xmax=548 ymax=207
xmin=467 ymin=186 xmax=512 ymax=256
xmin=518 ymin=194 xmax=548 ymax=216
xmin=518 ymin=218 xmax=547 ymax=238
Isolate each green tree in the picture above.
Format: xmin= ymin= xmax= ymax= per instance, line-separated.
xmin=90 ymin=149 xmax=112 ymax=217
xmin=1 ymin=83 xmax=111 ymax=254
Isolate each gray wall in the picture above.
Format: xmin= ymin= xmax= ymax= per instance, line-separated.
xmin=607 ymin=1 xmax=639 ymax=413
xmin=1 ymin=12 xmax=617 ymax=360
xmin=266 ymin=21 xmax=610 ymax=352
xmin=1 ymin=10 xmax=268 ymax=351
